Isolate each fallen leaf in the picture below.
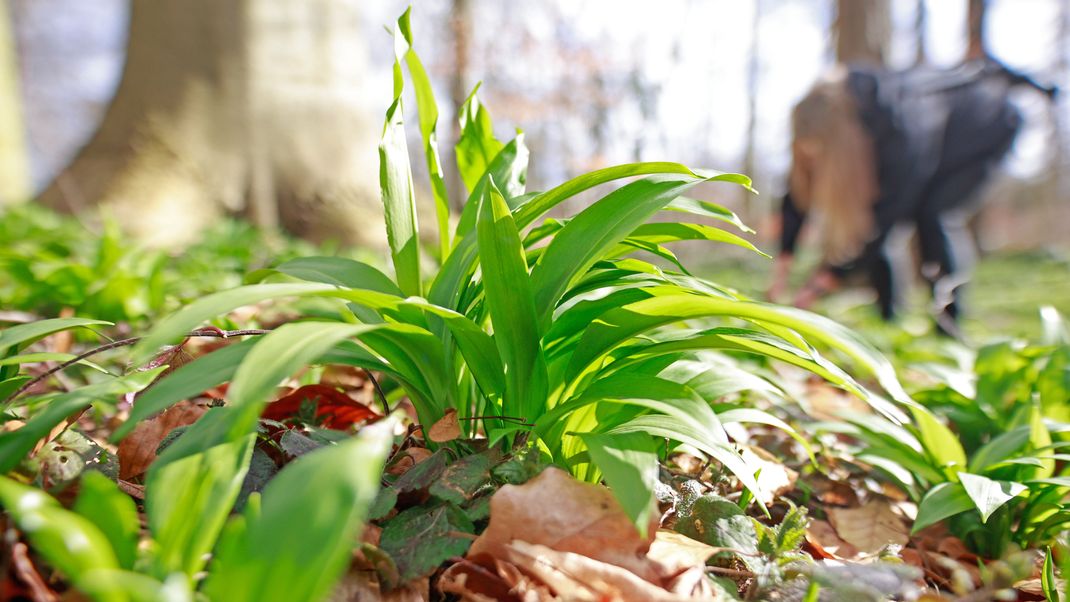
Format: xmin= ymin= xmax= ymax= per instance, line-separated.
xmin=261 ymin=384 xmax=377 ymax=429
xmin=646 ymin=530 xmax=717 ymax=573
xmin=468 ymin=467 xmax=660 ymax=582
xmin=329 ymin=569 xmax=429 ymax=602
xmin=827 ymin=499 xmax=909 ymax=555
xmin=427 ymin=409 xmax=461 ymax=443
xmin=805 ymin=518 xmax=861 ymax=560
xmin=741 ymin=447 xmax=797 ymax=505
xmin=393 ymin=449 xmax=449 ymax=493
xmin=117 ymin=400 xmax=207 ymax=480
xmin=385 ymin=447 xmax=434 ymax=477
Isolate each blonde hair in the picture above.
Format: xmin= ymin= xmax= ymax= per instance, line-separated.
xmin=788 ymin=70 xmax=879 ymax=264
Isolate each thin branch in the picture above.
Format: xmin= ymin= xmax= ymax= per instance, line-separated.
xmin=3 ymin=328 xmax=272 ymax=404
xmin=365 ymin=371 xmax=391 ymax=414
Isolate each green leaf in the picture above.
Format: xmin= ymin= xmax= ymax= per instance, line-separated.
xmin=579 ymin=432 xmax=658 ymax=536
xmin=1042 ymin=546 xmax=1059 ymax=602
xmin=380 ymin=94 xmax=421 ymax=297
xmin=910 ymin=405 xmax=968 ymax=477
xmin=453 ymin=135 xmax=529 ymax=243
xmin=455 ymin=85 xmax=503 ymax=193
xmin=626 ymin=222 xmax=767 ymax=257
xmin=0 ymin=368 xmax=164 ymax=473
xmin=530 ymin=175 xmax=710 ymax=323
xmin=0 ymin=476 xmax=119 ymax=589
xmin=132 ymin=282 xmax=401 ymax=362
xmin=664 ymin=196 xmax=754 ymax=233
xmin=674 ymin=494 xmax=763 ymax=572
xmin=968 ymin=426 xmax=1030 ymax=473
xmin=73 ymin=472 xmax=139 ymax=569
xmin=957 ymin=472 xmax=1027 ymax=523
xmin=0 ymin=317 xmax=111 ymax=355
xmin=146 ymin=430 xmax=255 ymax=578
xmin=274 ymin=257 xmax=403 ymax=296
xmin=477 ymin=179 xmax=547 ymax=421
xmin=429 ymin=450 xmax=497 ymax=505
xmin=379 ymin=503 xmax=475 ymax=582
xmin=113 ymin=338 xmax=257 ymax=441
xmin=397 ymin=8 xmax=451 ymax=261
xmin=913 ymin=482 xmax=975 ymax=533
xmin=203 ymin=419 xmax=395 ymax=602
xmin=225 ymin=322 xmax=378 ymax=438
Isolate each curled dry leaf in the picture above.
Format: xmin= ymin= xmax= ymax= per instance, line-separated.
xmin=427 ymin=409 xmax=461 ymax=443
xmin=261 ymin=384 xmax=377 ymax=429
xmin=741 ymin=447 xmax=797 ymax=505
xmin=826 ymin=499 xmax=909 ymax=556
xmin=468 ymin=467 xmax=660 ymax=582
xmin=117 ymin=400 xmax=207 ymax=480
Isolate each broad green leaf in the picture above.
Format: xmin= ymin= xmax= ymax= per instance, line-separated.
xmin=400 ymin=299 xmax=505 ymax=399
xmin=579 ymin=432 xmax=658 ymax=536
xmin=0 ymin=352 xmax=107 ymax=374
xmin=968 ymin=426 xmax=1031 ymax=473
xmin=77 ymin=571 xmax=191 ymax=602
xmin=113 ymin=338 xmax=257 ymax=441
xmin=530 ymin=175 xmax=712 ymax=323
xmin=0 ymin=376 xmax=32 ymax=400
xmin=664 ymin=196 xmax=754 ymax=233
xmin=455 ymin=85 xmax=503 ymax=193
xmin=132 ymin=283 xmax=400 ymax=363
xmin=913 ymin=482 xmax=974 ymax=533
xmin=146 ymin=429 xmax=255 ymax=579
xmin=0 ymin=368 xmax=164 ymax=473
xmin=477 ymin=179 xmax=547 ymax=421
xmin=0 ymin=317 xmax=111 ymax=355
xmin=911 ymin=405 xmax=968 ymax=477
xmin=274 ymin=257 xmax=403 ymax=296
xmin=673 ymin=494 xmax=763 ymax=572
xmin=396 ymin=8 xmax=451 ymax=260
xmin=380 ymin=96 xmax=421 ymax=297
xmin=453 ymin=134 xmax=529 ymax=242
xmin=224 ymin=322 xmax=379 ymax=440
xmin=626 ymin=222 xmax=767 ymax=257
xmin=957 ymin=472 xmax=1026 ymax=523
xmin=609 ymin=414 xmax=764 ymax=506
xmin=379 ymin=503 xmax=475 ymax=582
xmin=74 ymin=472 xmax=139 ymax=569
xmin=0 ymin=476 xmax=119 ymax=589
xmin=1042 ymin=546 xmax=1059 ymax=602
xmin=203 ymin=420 xmax=394 ymax=602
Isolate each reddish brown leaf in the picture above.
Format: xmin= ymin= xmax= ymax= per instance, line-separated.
xmin=261 ymin=384 xmax=377 ymax=430
xmin=117 ymin=400 xmax=208 ymax=480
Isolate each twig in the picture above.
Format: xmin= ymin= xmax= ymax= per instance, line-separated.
xmin=366 ymin=371 xmax=391 ymax=414
xmin=3 ymin=328 xmax=272 ymax=404
xmin=706 ymin=566 xmax=756 ymax=578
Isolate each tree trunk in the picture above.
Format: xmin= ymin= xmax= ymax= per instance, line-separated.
xmin=0 ymin=0 xmax=30 ymax=204
xmin=37 ymin=0 xmax=382 ymax=248
xmin=835 ymin=0 xmax=891 ymax=66
xmin=966 ymin=0 xmax=988 ymax=60
xmin=913 ymin=0 xmax=928 ymax=66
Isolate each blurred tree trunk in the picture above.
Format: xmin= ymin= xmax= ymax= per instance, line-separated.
xmin=446 ymin=0 xmax=471 ymax=211
xmin=0 ymin=1 xmax=30 ymax=204
xmin=966 ymin=0 xmax=988 ymax=59
xmin=835 ymin=0 xmax=890 ymax=66
xmin=37 ymin=0 xmax=381 ymax=247
xmin=741 ymin=0 xmax=762 ymax=222
xmin=913 ymin=0 xmax=928 ymax=66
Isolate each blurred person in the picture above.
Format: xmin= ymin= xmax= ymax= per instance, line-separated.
xmin=768 ymin=56 xmax=1057 ymax=335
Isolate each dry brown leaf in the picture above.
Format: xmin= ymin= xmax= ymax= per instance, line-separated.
xmin=468 ymin=467 xmax=660 ymax=582
xmin=329 ymin=569 xmax=429 ymax=602
xmin=805 ymin=518 xmax=861 ymax=560
xmin=826 ymin=499 xmax=908 ymax=555
xmin=117 ymin=400 xmax=208 ymax=480
xmin=427 ymin=409 xmax=461 ymax=443
xmin=385 ymin=447 xmax=433 ymax=477
xmin=741 ymin=447 xmax=797 ymax=505
xmin=498 ymin=540 xmax=709 ymax=601
xmin=647 ymin=530 xmax=717 ymax=572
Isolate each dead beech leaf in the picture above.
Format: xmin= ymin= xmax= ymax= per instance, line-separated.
xmin=805 ymin=518 xmax=860 ymax=560
xmin=741 ymin=447 xmax=797 ymax=505
xmin=468 ymin=467 xmax=660 ymax=582
xmin=117 ymin=400 xmax=207 ymax=480
xmin=647 ymin=530 xmax=717 ymax=573
xmin=496 ymin=540 xmax=701 ymax=601
xmin=827 ymin=499 xmax=908 ymax=555
xmin=427 ymin=409 xmax=461 ymax=443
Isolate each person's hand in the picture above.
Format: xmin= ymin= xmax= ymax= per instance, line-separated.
xmin=766 ymin=254 xmax=793 ymax=303
xmin=793 ymin=269 xmax=839 ymax=310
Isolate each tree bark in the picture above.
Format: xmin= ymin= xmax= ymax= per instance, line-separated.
xmin=835 ymin=0 xmax=891 ymax=66
xmin=37 ymin=0 xmax=381 ymax=248
xmin=966 ymin=0 xmax=988 ymax=59
xmin=0 ymin=0 xmax=31 ymax=204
